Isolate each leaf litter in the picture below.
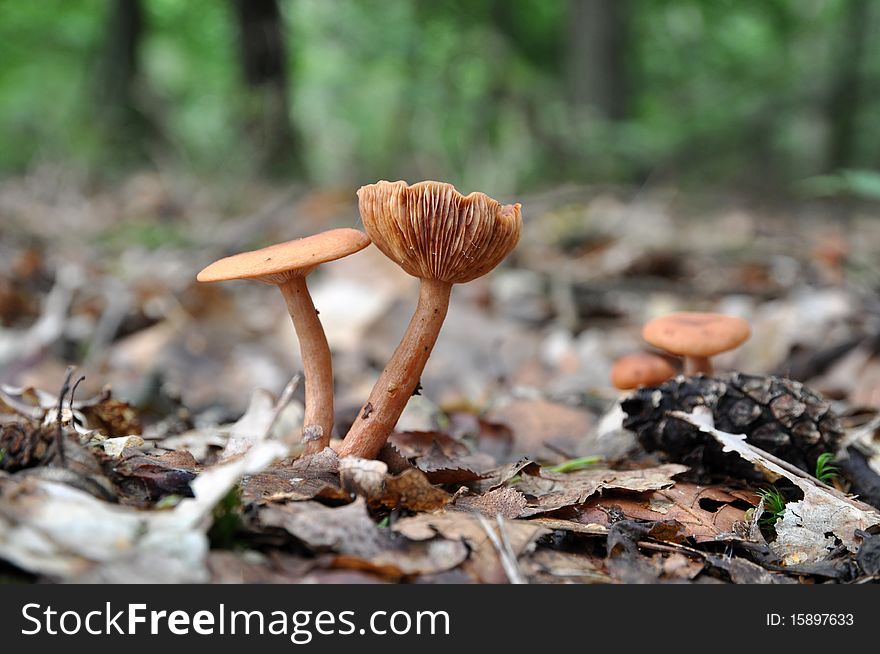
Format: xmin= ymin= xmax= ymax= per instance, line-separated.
xmin=3 ymin=175 xmax=880 ymax=584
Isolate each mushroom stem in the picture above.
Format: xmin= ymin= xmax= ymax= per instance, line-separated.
xmin=337 ymin=278 xmax=453 ymax=459
xmin=279 ymin=276 xmax=334 ymax=454
xmin=685 ymin=355 xmax=712 ymax=376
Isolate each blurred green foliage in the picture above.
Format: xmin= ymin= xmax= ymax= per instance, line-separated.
xmin=1 ymin=0 xmax=878 ymax=192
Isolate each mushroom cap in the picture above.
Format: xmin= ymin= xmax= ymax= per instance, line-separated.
xmin=196 ymin=228 xmax=370 ymax=284
xmin=611 ymin=353 xmax=677 ymax=390
xmin=642 ymin=312 xmax=751 ymax=358
xmin=357 ymin=180 xmax=522 ymax=284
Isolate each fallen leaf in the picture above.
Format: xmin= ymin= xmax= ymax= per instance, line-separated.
xmin=242 ymin=448 xmax=348 ymax=504
xmin=454 ymin=487 xmax=527 ymax=519
xmin=523 ymin=549 xmax=611 ymax=583
xmin=338 ymin=456 xmax=450 ymax=511
xmin=377 ymin=469 xmax=451 ymax=511
xmin=675 ymin=409 xmax=880 ymax=564
xmin=0 ymin=388 xmax=293 ymax=582
xmin=112 ymin=450 xmax=200 ymax=503
xmin=339 ymin=457 xmax=388 ymax=497
xmin=258 ymin=498 xmax=466 ymax=579
xmin=573 ymin=482 xmax=755 ymax=543
xmin=513 ymin=463 xmax=688 ymax=517
xmin=393 ymin=509 xmax=547 ymax=583
xmin=486 ymin=398 xmax=594 ymax=460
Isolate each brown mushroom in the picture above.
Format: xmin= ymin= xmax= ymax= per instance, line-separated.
xmin=197 ymin=228 xmax=370 ymax=453
xmin=641 ymin=312 xmax=750 ymax=375
xmin=610 ymin=352 xmax=676 ymax=390
xmin=336 ymin=180 xmax=522 ymax=459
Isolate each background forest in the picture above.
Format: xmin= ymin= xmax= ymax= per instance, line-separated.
xmin=2 ymin=0 xmax=880 ymax=196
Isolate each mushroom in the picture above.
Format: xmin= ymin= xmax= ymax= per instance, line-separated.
xmin=197 ymin=228 xmax=370 ymax=454
xmin=610 ymin=352 xmax=676 ymax=390
xmin=641 ymin=312 xmax=750 ymax=376
xmin=336 ymin=180 xmax=522 ymax=459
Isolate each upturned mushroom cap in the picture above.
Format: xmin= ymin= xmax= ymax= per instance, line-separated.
xmin=611 ymin=353 xmax=676 ymax=390
xmin=642 ymin=312 xmax=750 ymax=358
xmin=357 ymin=180 xmax=522 ymax=284
xmin=196 ymin=228 xmax=370 ymax=285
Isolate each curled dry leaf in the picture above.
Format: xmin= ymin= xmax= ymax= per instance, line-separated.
xmin=378 ymin=469 xmax=451 ymax=511
xmin=81 ymin=396 xmax=142 ymax=437
xmin=389 ymin=430 xmax=469 ymax=460
xmin=111 ymin=450 xmax=200 ymax=504
xmin=338 ymin=457 xmax=388 ymax=497
xmin=338 ymin=456 xmax=451 ymax=511
xmin=387 ymin=431 xmax=487 ymax=484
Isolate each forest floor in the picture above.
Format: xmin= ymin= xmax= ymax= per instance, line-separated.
xmin=1 ymin=168 xmax=879 ymax=583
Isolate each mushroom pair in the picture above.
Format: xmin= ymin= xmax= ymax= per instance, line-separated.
xmin=198 ymin=181 xmax=522 ymax=460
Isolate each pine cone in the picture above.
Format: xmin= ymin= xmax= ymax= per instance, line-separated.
xmin=620 ymin=373 xmax=843 ymax=477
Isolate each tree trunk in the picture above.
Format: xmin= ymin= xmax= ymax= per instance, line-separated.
xmin=826 ymin=0 xmax=870 ymax=171
xmin=231 ymin=0 xmax=304 ymax=176
xmin=566 ymin=0 xmax=630 ymax=121
xmin=96 ymin=0 xmax=152 ymax=153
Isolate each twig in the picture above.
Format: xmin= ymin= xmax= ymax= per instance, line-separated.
xmin=844 ymin=413 xmax=880 ymax=449
xmin=54 ymin=367 xmax=76 ymax=467
xmin=67 ymin=374 xmax=86 ymax=425
xmin=637 ymin=539 xmax=706 ymax=559
xmin=270 ymin=374 xmax=301 ymax=444
xmin=476 ymin=513 xmax=527 ymax=584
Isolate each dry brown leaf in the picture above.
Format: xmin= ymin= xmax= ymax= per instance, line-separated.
xmin=486 ymin=398 xmax=595 ymax=459
xmin=82 ymin=397 xmax=142 ymax=437
xmin=338 ymin=456 xmax=450 ymax=511
xmin=675 ymin=409 xmax=880 ymax=563
xmin=446 ymin=412 xmax=513 ymax=462
xmin=482 ymin=458 xmax=541 ymax=490
xmin=258 ymin=498 xmax=466 ymax=578
xmin=513 ymin=463 xmax=688 ymax=517
xmin=386 ymin=430 xmax=487 ymax=484
xmin=112 ymin=450 xmax=200 ymax=503
xmin=574 ymin=482 xmax=753 ymax=543
xmin=241 ymin=448 xmax=348 ymax=504
xmin=661 ymin=552 xmax=705 ymax=580
xmin=393 ymin=509 xmax=547 ymax=583
xmin=377 ymin=468 xmax=451 ymax=511
xmin=454 ymin=487 xmax=527 ymax=519
xmin=389 ymin=430 xmax=469 ymax=460
xmin=522 ymin=549 xmax=610 ymax=583
xmin=338 ymin=457 xmax=388 ymax=497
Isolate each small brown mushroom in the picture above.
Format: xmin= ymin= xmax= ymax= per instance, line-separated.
xmin=610 ymin=352 xmax=676 ymax=390
xmin=337 ymin=180 xmax=522 ymax=459
xmin=641 ymin=312 xmax=750 ymax=375
xmin=197 ymin=228 xmax=370 ymax=453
